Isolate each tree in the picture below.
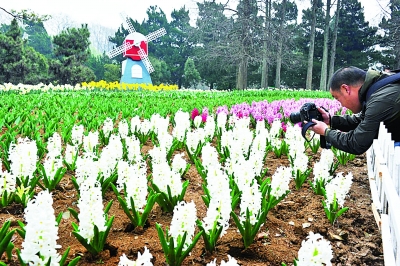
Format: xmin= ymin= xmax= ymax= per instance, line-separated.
xmin=183 ymin=58 xmax=201 ymax=88
xmin=194 ymin=1 xmax=236 ymax=90
xmin=50 ymin=24 xmax=95 ymax=84
xmin=103 ymin=63 xmax=120 ymax=82
xmin=0 ymin=18 xmax=48 ymax=84
xmin=305 ymin=0 xmax=319 ymax=90
xmin=334 ymin=0 xmax=378 ymax=68
xmin=328 ymin=0 xmax=341 ymax=84
xmin=23 ymin=19 xmax=53 ymax=57
xmin=379 ymin=0 xmax=400 ymax=68
xmin=319 ymin=0 xmax=331 ymax=91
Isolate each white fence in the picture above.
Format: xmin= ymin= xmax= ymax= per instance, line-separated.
xmin=366 ymin=122 xmax=400 ymax=266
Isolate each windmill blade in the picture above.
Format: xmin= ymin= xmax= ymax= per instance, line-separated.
xmin=125 ymin=17 xmax=136 ymax=34
xmin=146 ymin=28 xmax=166 ymax=42
xmin=107 ymin=42 xmax=134 ymax=58
xmin=138 ymin=47 xmax=155 ymax=73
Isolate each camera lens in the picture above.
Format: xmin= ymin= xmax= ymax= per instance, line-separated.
xmin=289 ymin=112 xmax=302 ymax=124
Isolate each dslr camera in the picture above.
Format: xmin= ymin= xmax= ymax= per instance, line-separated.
xmin=289 ymin=102 xmax=323 ymax=124
xmin=289 ymin=102 xmax=331 ymax=149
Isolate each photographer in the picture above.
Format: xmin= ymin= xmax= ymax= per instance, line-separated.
xmin=307 ymin=66 xmax=400 ymax=155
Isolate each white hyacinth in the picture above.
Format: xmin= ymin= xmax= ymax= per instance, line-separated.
xmin=125 ymin=135 xmax=143 ymax=162
xmin=43 ymin=155 xmax=63 ymax=180
xmin=118 ymin=247 xmax=153 ymax=266
xmin=313 ymin=149 xmax=335 ymax=183
xmin=207 ymin=255 xmax=240 ymax=266
xmin=193 ymin=115 xmax=202 ymax=128
xmin=186 ymin=128 xmax=205 ymax=154
xmin=8 ymin=137 xmax=38 ymax=180
xmin=169 ymin=201 xmax=197 ymax=250
xmin=270 ymin=166 xmax=292 ymax=199
xmin=297 ymin=232 xmax=333 ymax=266
xmin=64 ymin=144 xmax=78 ymax=165
xmin=102 ymin=117 xmax=114 ymax=136
xmin=118 ymin=119 xmax=129 ymax=139
xmin=202 ymin=164 xmax=231 ymax=236
xmin=204 ymin=115 xmax=216 ymax=139
xmin=216 ymin=112 xmax=228 ymax=132
xmin=239 ymin=182 xmax=262 ymax=225
xmin=130 ymin=115 xmax=141 ymax=134
xmin=71 ymin=124 xmax=84 ymax=145
xmin=325 ymin=172 xmax=353 ymax=207
xmin=171 ymin=153 xmax=188 ymax=176
xmin=20 ymin=190 xmax=61 ymax=265
xmin=116 ymin=159 xmax=148 ymax=212
xmin=0 ymin=171 xmax=16 ymax=196
xmin=77 ymin=179 xmax=107 ymax=242
xmin=172 ymin=109 xmax=191 ymax=142
xmin=83 ymin=131 xmax=99 ymax=154
xmin=47 ymin=132 xmax=62 ymax=157
xmin=75 ymin=153 xmax=99 ymax=185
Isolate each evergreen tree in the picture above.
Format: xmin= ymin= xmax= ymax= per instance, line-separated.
xmin=23 ymin=19 xmax=53 ymax=57
xmin=335 ymin=0 xmax=378 ymax=68
xmin=379 ymin=0 xmax=400 ymax=69
xmin=50 ymin=24 xmax=95 ymax=84
xmin=183 ymin=57 xmax=201 ymax=88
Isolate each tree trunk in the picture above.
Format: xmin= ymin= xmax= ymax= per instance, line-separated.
xmin=328 ymin=0 xmax=341 ymax=86
xmin=275 ymin=0 xmax=287 ymax=89
xmin=320 ymin=0 xmax=331 ymax=91
xmin=261 ymin=0 xmax=271 ymax=88
xmin=306 ymin=0 xmax=318 ymax=90
xmin=237 ymin=56 xmax=248 ymax=90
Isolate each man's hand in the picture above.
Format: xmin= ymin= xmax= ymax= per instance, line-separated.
xmin=308 ymin=119 xmax=328 ymax=136
xmin=317 ymin=107 xmax=330 ymax=125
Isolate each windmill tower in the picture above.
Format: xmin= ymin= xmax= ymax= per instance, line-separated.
xmin=107 ymin=17 xmax=166 ymax=85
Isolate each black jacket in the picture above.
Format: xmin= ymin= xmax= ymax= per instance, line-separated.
xmin=325 ymin=69 xmax=400 ymax=155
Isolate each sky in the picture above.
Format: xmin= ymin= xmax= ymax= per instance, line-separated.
xmin=0 ymin=0 xmax=391 ymax=33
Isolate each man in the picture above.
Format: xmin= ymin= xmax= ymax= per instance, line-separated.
xmin=308 ymin=66 xmax=400 ymax=155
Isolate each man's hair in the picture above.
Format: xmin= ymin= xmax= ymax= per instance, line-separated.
xmin=329 ymin=66 xmax=366 ymax=91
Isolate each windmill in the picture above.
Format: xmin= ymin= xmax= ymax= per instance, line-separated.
xmin=107 ymin=17 xmax=166 ymax=85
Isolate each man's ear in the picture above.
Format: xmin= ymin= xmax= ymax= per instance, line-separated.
xmin=341 ymin=84 xmax=350 ymax=94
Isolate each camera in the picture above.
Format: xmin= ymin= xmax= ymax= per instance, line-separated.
xmin=289 ymin=102 xmax=331 ymax=149
xmin=289 ymin=102 xmax=323 ymax=124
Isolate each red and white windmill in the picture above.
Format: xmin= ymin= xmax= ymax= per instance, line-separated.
xmin=107 ymin=17 xmax=166 ymax=83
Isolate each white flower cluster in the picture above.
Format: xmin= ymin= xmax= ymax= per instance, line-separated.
xmin=77 ymin=179 xmax=107 ymax=243
xmin=169 ymin=201 xmax=197 ymax=250
xmin=102 ymin=117 xmax=114 ymax=137
xmin=270 ymin=166 xmax=292 ymax=199
xmin=149 ymin=146 xmax=183 ymax=197
xmin=118 ymin=247 xmax=153 ymax=266
xmin=71 ymin=124 xmax=84 ymax=146
xmin=20 ymin=190 xmax=61 ymax=265
xmin=116 ymin=159 xmax=148 ymax=212
xmin=325 ymin=172 xmax=353 ymax=207
xmin=297 ymin=232 xmax=333 ymax=266
xmin=285 ymin=123 xmax=305 ymax=158
xmin=83 ymin=131 xmax=99 ymax=154
xmin=186 ymin=128 xmax=206 ymax=154
xmin=172 ymin=109 xmax=191 ymax=142
xmin=44 ymin=132 xmax=63 ymax=180
xmin=75 ymin=153 xmax=100 ymax=186
xmin=249 ymin=120 xmax=269 ymax=177
xmin=313 ymin=149 xmax=335 ymax=184
xmin=203 ymin=115 xmax=216 ymax=139
xmin=98 ymin=134 xmax=123 ymax=178
xmin=0 ymin=170 xmax=16 ymax=196
xmin=207 ymin=255 xmax=240 ymax=266
xmin=216 ymin=112 xmax=228 ymax=132
xmin=239 ymin=181 xmax=262 ymax=225
xmin=8 ymin=137 xmax=38 ymax=180
xmin=152 ymin=114 xmax=173 ymax=151
xmin=118 ymin=119 xmax=129 ymax=139
xmin=269 ymin=119 xmax=283 ymax=149
xmin=125 ymin=135 xmax=143 ymax=163
xmin=221 ymin=116 xmax=253 ymax=160
xmin=201 ymin=143 xmax=231 ymax=236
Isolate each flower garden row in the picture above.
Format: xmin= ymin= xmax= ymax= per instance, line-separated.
xmin=0 ymin=87 xmax=353 ymax=265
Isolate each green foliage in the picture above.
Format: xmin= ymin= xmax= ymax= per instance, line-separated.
xmin=103 ymin=63 xmax=120 ymax=82
xmin=183 ymin=58 xmax=201 ymax=88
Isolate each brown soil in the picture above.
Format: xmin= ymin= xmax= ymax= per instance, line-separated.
xmin=1 ymin=144 xmax=384 ymax=266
